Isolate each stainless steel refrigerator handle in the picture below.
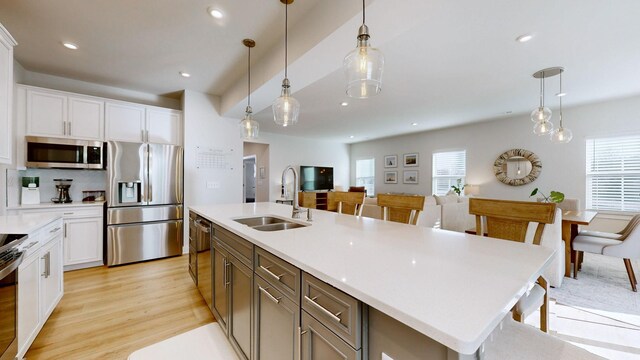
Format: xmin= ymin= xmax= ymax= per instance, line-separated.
xmin=258 ymin=286 xmax=281 ymax=304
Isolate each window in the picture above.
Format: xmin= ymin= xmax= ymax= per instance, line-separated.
xmin=432 ymin=150 xmax=466 ymax=196
xmin=355 ymin=158 xmax=375 ymax=196
xmin=586 ymin=135 xmax=640 ymax=212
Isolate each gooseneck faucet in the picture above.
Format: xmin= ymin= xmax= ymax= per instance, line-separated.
xmin=282 ymin=165 xmax=306 ymax=219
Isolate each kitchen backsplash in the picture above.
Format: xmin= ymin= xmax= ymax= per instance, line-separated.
xmin=6 ymin=168 xmax=107 ymax=206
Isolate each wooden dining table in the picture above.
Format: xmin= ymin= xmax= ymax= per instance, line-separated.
xmin=562 ymin=210 xmax=598 ymax=277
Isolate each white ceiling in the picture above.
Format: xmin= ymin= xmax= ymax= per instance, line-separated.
xmin=2 ymin=0 xmax=640 ymax=144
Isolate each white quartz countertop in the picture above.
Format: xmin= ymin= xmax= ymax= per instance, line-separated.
xmin=190 ymin=203 xmax=554 ymax=355
xmin=0 ymin=213 xmax=61 ymax=234
xmin=7 ymin=201 xmax=105 ymax=210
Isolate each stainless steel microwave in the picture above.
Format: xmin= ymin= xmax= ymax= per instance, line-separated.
xmin=25 ymin=136 xmax=104 ymax=169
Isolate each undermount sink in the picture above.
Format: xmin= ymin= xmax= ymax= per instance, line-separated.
xmin=251 ymin=222 xmax=308 ymax=232
xmin=234 ymin=216 xmax=287 ymax=227
xmin=233 ymin=216 xmax=308 ymax=231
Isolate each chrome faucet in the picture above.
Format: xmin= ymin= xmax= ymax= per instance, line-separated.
xmin=282 ymin=165 xmax=306 ymax=219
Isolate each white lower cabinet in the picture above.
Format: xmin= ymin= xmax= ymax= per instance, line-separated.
xmin=8 ymin=205 xmax=104 ymax=270
xmin=18 ymin=218 xmax=64 ymax=359
xmin=40 ymin=235 xmax=63 ymax=319
xmin=64 ymin=217 xmax=103 ymax=266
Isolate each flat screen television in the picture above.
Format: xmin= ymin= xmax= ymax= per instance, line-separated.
xmin=300 ymin=166 xmax=334 ymax=191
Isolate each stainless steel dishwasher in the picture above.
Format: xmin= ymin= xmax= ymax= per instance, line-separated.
xmin=194 ymin=215 xmax=212 ymax=311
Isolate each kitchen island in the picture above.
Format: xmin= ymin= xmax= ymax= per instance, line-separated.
xmin=190 ymin=202 xmax=554 ymax=359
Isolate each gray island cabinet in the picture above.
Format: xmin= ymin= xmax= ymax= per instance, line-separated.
xmin=189 ymin=203 xmax=554 ymax=360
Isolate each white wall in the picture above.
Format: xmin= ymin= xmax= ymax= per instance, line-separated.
xmin=350 ymin=95 xmax=640 ymax=230
xmin=182 ymin=90 xmax=243 ymax=251
xmin=258 ymin=132 xmax=350 ymax=201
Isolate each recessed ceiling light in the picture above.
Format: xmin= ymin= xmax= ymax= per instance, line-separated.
xmin=208 ymin=7 xmax=223 ymax=18
xmin=349 ymin=135 xmax=355 ymax=139
xmin=340 ymin=102 xmax=349 ymax=107
xmin=556 ymin=92 xmax=566 ymax=97
xmin=411 ymin=122 xmax=418 ymax=126
xmin=179 ymin=71 xmax=191 ymax=78
xmin=62 ymin=42 xmax=78 ymax=50
xmin=515 ymin=34 xmax=533 ymax=43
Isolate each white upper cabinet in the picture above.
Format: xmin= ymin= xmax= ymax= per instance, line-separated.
xmin=105 ymin=101 xmax=146 ymax=142
xmin=68 ymin=96 xmax=104 ymax=140
xmin=0 ymin=23 xmax=17 ymax=164
xmin=26 ymin=90 xmax=67 ymax=137
xmin=25 ymin=87 xmax=105 ymax=140
xmin=106 ymin=102 xmax=182 ymax=145
xmin=147 ymin=107 xmax=182 ymax=145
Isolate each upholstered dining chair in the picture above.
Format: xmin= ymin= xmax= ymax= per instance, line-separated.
xmin=377 ymin=194 xmax=426 ymax=225
xmin=333 ymin=191 xmax=366 ymax=216
xmin=572 ymin=215 xmax=640 ymax=292
xmin=469 ymin=198 xmax=557 ymax=332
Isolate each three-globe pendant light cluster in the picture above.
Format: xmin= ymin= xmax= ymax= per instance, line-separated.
xmin=530 ymin=67 xmax=573 ymax=144
xmin=241 ymin=0 xmax=384 ymax=139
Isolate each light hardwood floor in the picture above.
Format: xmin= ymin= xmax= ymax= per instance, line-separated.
xmin=24 ymin=255 xmax=214 ymax=360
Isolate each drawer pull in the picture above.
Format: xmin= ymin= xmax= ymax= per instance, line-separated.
xmin=258 ymin=286 xmax=282 ymax=304
xmin=24 ymin=241 xmax=39 ymax=249
xmin=63 ymin=212 xmax=74 ymax=215
xmin=304 ymin=295 xmax=341 ymax=323
xmin=49 ymin=227 xmax=61 ymax=233
xmin=259 ymin=265 xmax=283 ymax=281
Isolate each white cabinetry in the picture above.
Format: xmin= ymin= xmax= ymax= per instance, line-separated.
xmin=106 ymin=102 xmax=182 ymax=145
xmin=25 ymin=87 xmax=104 ymax=140
xmin=8 ymin=205 xmax=104 ymax=270
xmin=64 ymin=216 xmax=103 ymax=266
xmin=147 ymin=107 xmax=182 ymax=145
xmin=40 ymin=234 xmax=63 ymax=319
xmin=17 ymin=218 xmax=64 ymax=359
xmin=0 ymin=23 xmax=17 ymax=164
xmin=105 ymin=101 xmax=146 ymax=142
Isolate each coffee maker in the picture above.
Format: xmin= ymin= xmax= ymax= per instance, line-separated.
xmin=52 ymin=179 xmax=73 ymax=203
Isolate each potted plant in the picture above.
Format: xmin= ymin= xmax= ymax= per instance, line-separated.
xmin=530 ymin=188 xmax=565 ymax=203
xmin=450 ymin=179 xmax=465 ymax=196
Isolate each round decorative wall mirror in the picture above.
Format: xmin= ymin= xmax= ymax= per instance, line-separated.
xmin=494 ymin=149 xmax=541 ymax=186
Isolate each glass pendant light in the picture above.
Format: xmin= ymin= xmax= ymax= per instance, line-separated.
xmin=344 ymin=0 xmax=384 ymax=99
xmin=273 ymin=0 xmax=300 ymax=127
xmin=530 ymin=73 xmax=552 ymax=123
xmin=239 ymin=39 xmax=259 ymax=139
xmin=550 ymin=70 xmax=573 ymax=143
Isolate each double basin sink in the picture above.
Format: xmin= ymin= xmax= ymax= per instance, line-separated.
xmin=234 ymin=216 xmax=308 ymax=232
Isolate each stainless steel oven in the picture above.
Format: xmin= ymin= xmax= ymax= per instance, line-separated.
xmin=26 ymin=136 xmax=104 ymax=169
xmin=0 ymin=234 xmax=27 ymax=360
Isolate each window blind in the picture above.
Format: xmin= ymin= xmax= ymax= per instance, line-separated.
xmin=586 ymin=135 xmax=640 ymax=212
xmin=356 ymin=158 xmax=375 ymax=196
xmin=432 ymin=150 xmax=466 ymax=196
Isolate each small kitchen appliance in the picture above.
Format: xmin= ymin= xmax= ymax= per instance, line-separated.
xmin=52 ymin=178 xmax=73 ymax=203
xmin=21 ymin=176 xmax=40 ymax=205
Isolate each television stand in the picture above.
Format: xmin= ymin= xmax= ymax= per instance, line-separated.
xmin=298 ymin=191 xmax=337 ymax=211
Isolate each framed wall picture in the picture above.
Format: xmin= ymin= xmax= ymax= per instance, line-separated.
xmin=403 ymin=170 xmax=419 ymax=184
xmin=384 ymin=155 xmax=398 ymax=168
xmin=384 ymin=171 xmax=398 ymax=184
xmin=403 ymin=153 xmax=418 ymax=167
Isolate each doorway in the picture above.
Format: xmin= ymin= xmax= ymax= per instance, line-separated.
xmin=243 ymin=156 xmax=256 ymax=203
xmin=243 ymin=142 xmax=270 ymax=202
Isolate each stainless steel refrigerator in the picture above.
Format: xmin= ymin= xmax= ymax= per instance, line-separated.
xmin=106 ymin=141 xmax=183 ymax=266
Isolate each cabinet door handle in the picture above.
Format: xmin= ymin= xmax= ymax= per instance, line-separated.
xmin=258 ymin=286 xmax=281 ymax=304
xmin=223 ymin=258 xmax=230 ymax=288
xmin=64 ymin=223 xmax=67 ymax=238
xmin=299 ymin=327 xmax=307 ymax=360
xmin=304 ymin=295 xmax=342 ymax=323
xmin=68 ymin=121 xmax=72 ymax=135
xmin=259 ymin=265 xmax=283 ymax=281
xmin=41 ymin=252 xmax=51 ymax=278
